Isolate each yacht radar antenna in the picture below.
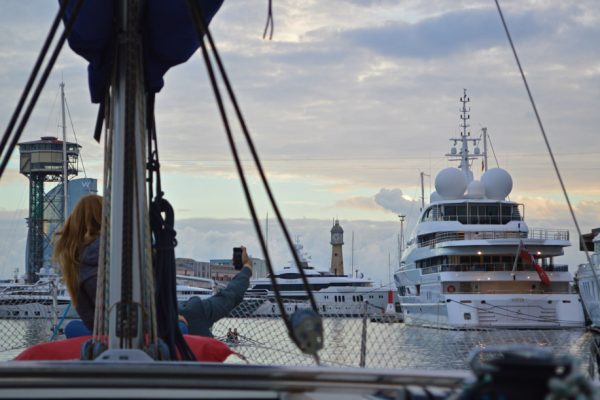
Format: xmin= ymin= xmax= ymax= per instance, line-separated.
xmin=445 ymin=89 xmax=485 ymax=184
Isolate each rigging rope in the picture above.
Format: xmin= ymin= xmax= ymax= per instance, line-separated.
xmin=262 ymin=0 xmax=274 ymax=40
xmin=187 ymin=1 xmax=319 ymax=313
xmin=0 ymin=0 xmax=83 ymax=180
xmin=494 ymin=0 xmax=599 ymax=291
xmin=186 ymin=0 xmax=322 ymax=359
xmin=485 ymin=133 xmax=500 ymax=168
xmin=146 ymin=93 xmax=195 ymax=360
xmin=44 ymin=89 xmax=60 ymax=135
xmin=64 ymin=95 xmax=88 ymax=178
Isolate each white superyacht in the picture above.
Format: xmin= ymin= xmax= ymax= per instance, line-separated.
xmin=393 ymin=91 xmax=584 ymax=329
xmin=244 ymin=232 xmax=397 ymax=318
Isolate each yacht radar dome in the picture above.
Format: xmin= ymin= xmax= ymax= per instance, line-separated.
xmin=466 ymin=180 xmax=485 ymax=199
xmin=481 ymin=168 xmax=513 ymax=200
xmin=435 ymin=167 xmax=467 ymax=200
xmin=430 ymin=191 xmax=443 ymax=203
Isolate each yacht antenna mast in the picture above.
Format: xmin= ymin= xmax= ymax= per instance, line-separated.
xmin=351 ymin=231 xmax=354 ymax=271
xmin=459 ymin=89 xmax=471 ymax=177
xmin=482 ymin=127 xmax=488 ymax=172
xmin=445 ymin=89 xmax=484 ymax=184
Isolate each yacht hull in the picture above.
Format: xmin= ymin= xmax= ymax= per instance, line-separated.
xmin=400 ymin=293 xmax=584 ymax=329
xmin=0 ymin=300 xmax=71 ymax=319
xmin=575 ymin=264 xmax=600 ymax=330
xmin=239 ymin=287 xmax=398 ymax=318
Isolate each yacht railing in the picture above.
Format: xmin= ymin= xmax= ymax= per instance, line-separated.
xmin=444 ymin=288 xmax=572 ymax=295
xmin=431 ymin=215 xmax=521 ymax=224
xmin=528 ymin=228 xmax=570 ymax=241
xmin=420 ymin=263 xmax=569 ymax=275
xmin=418 ymin=228 xmax=569 ymax=248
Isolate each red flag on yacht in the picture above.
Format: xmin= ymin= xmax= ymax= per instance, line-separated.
xmin=519 ymin=247 xmax=550 ymax=286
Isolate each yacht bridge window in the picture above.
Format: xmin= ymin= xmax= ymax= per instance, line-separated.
xmin=421 ymin=202 xmax=523 ymax=224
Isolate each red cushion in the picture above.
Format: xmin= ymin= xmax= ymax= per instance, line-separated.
xmin=183 ymin=334 xmax=233 ymax=362
xmin=14 ymin=336 xmax=91 ymax=361
xmin=15 ymin=335 xmax=233 ymax=362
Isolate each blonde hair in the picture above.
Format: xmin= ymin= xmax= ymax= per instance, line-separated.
xmin=53 ymin=194 xmax=102 ymax=307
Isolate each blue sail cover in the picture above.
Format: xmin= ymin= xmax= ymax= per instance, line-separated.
xmin=62 ymin=0 xmax=224 ymax=103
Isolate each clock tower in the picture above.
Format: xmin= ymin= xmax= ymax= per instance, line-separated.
xmin=330 ymin=219 xmax=344 ymax=276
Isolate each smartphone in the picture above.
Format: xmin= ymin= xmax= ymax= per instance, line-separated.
xmin=233 ymin=247 xmax=243 ymax=270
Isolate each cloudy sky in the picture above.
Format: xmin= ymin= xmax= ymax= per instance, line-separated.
xmin=0 ymin=0 xmax=598 ymax=282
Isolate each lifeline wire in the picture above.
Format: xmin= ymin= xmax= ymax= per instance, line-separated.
xmin=0 ymin=0 xmax=84 ymax=179
xmin=187 ymin=1 xmax=319 ymax=315
xmin=494 ymin=0 xmax=598 ymax=289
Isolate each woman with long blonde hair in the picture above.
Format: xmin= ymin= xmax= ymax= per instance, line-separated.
xmin=53 ymin=194 xmax=102 ymax=330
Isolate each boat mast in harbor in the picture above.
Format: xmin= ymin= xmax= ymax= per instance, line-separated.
xmin=60 ymin=82 xmax=68 ymax=222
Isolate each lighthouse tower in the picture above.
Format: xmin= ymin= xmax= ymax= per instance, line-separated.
xmin=330 ymin=220 xmax=344 ymax=276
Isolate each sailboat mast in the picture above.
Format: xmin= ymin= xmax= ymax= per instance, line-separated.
xmin=60 ymin=82 xmax=68 ymax=221
xmin=96 ymin=0 xmax=155 ymax=352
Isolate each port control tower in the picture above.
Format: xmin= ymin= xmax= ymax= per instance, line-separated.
xmin=18 ymin=136 xmax=80 ymax=283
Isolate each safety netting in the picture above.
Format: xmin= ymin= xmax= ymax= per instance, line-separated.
xmin=0 ymin=290 xmax=598 ymax=376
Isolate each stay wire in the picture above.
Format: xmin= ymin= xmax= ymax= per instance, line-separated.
xmin=0 ymin=0 xmax=84 ymax=179
xmin=64 ymin=95 xmax=87 ymax=178
xmin=494 ymin=0 xmax=598 ymax=288
xmin=262 ymin=0 xmax=274 ymax=40
xmin=0 ymin=0 xmax=70 ymax=172
xmin=187 ymin=4 xmax=293 ymax=335
xmin=187 ymin=0 xmax=319 ymax=315
xmin=486 ymin=133 xmax=500 ymax=168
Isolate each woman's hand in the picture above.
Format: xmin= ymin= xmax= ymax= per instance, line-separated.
xmin=240 ymin=246 xmax=252 ymax=270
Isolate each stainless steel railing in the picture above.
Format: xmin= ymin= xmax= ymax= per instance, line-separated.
xmin=417 ymin=228 xmax=569 ymax=248
xmin=420 ymin=263 xmax=569 ymax=275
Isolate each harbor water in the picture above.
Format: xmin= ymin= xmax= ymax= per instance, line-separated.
xmin=213 ymin=318 xmax=596 ymax=370
xmin=4 ymin=318 xmax=592 ymax=371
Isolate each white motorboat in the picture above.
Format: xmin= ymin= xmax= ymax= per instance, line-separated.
xmin=0 ymin=276 xmax=214 ymax=319
xmin=393 ymin=91 xmax=584 ymax=329
xmin=575 ymin=232 xmax=600 ymax=329
xmin=0 ymin=278 xmax=70 ymax=319
xmin=175 ymin=275 xmax=214 ymax=303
